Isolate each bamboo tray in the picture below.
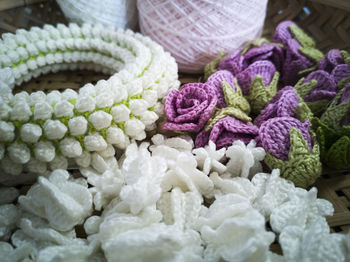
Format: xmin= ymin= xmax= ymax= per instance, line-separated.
xmin=0 ymin=0 xmax=349 ymax=241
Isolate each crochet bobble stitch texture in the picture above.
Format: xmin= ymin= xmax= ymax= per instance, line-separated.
xmin=0 ymin=23 xmax=179 ymax=179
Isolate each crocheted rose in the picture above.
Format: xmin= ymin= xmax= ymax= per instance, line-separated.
xmin=294 ymin=70 xmax=337 ymax=115
xmin=314 ymin=83 xmax=350 ymax=169
xmin=206 ymin=70 xmax=236 ymax=108
xmin=259 ymin=117 xmax=321 ymax=188
xmin=254 ymin=86 xmax=300 ymax=127
xmin=319 ymin=49 xmax=345 ymax=73
xmin=195 ymin=116 xmax=259 ymax=149
xmin=162 ymin=83 xmax=217 ymax=132
xmin=273 ymin=21 xmax=324 ymax=85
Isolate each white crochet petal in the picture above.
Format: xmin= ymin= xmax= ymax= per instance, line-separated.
xmin=0 ymin=186 xmax=19 ymax=204
xmin=0 ymin=204 xmax=18 ymax=241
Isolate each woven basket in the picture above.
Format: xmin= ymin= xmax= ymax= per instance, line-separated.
xmin=0 ymin=0 xmax=349 ymax=244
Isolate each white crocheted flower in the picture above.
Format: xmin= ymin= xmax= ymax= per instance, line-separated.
xmin=75 ymin=95 xmax=95 ymax=113
xmin=0 ymin=102 xmax=11 ymax=120
xmin=110 ymin=104 xmax=130 ymax=122
xmin=43 ymin=120 xmax=67 ymax=140
xmin=68 ymin=116 xmax=88 ymax=136
xmin=33 ymin=101 xmax=53 ymax=120
xmin=120 ymin=142 xmax=167 ymax=214
xmin=59 ymin=137 xmax=83 ymax=158
xmin=142 ymin=89 xmax=158 ymax=106
xmin=49 ymin=155 xmax=68 ymax=171
xmin=10 ymin=101 xmax=32 ymax=121
xmin=96 ymin=92 xmax=114 ymax=108
xmin=84 ymin=133 xmax=107 ymax=151
xmin=140 ymin=110 xmax=159 ymax=126
xmin=7 ymin=142 xmax=31 ymax=164
xmin=20 ymin=123 xmax=42 ymax=144
xmin=18 ymin=169 xmax=93 ymax=231
xmin=0 ymin=156 xmax=23 ymax=175
xmin=0 ymin=67 xmax=15 ymax=89
xmin=225 ymin=140 xmax=265 ymax=178
xmin=150 ymin=134 xmax=194 ymax=152
xmin=0 ymin=204 xmax=18 ymax=241
xmin=25 ymin=157 xmax=47 ymax=174
xmin=124 ymin=118 xmax=146 ymax=140
xmin=106 ymin=126 xmax=130 ymax=149
xmin=0 ymin=121 xmax=15 ymax=142
xmin=88 ymin=111 xmax=112 ymax=130
xmin=34 ymin=141 xmax=55 ymax=162
xmin=197 ymin=194 xmax=274 ymax=262
xmin=46 ymin=90 xmax=62 ymax=105
xmin=192 ymin=140 xmax=226 ymax=175
xmin=54 ymin=100 xmax=74 ymax=117
xmin=129 ymin=99 xmax=149 ymax=116
xmin=279 ymin=217 xmax=348 ymax=262
xmin=29 ymin=92 xmax=46 ymax=106
xmin=61 ymin=88 xmax=78 ymax=101
xmin=252 ymin=169 xmax=295 ymax=218
xmin=270 ymin=187 xmax=334 ymax=233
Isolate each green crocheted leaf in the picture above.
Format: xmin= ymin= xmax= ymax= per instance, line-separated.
xmin=341 ymin=50 xmax=350 ymax=65
xmin=325 ymin=135 xmax=350 ymax=169
xmin=338 ymin=76 xmax=350 ymax=89
xmin=205 ymin=107 xmax=251 ymax=131
xmin=223 ymin=81 xmax=251 ymax=114
xmin=294 ymin=77 xmax=317 ymax=99
xmin=320 ymin=97 xmax=350 ymax=132
xmin=247 ymin=72 xmax=279 ymax=116
xmin=296 ymin=101 xmax=314 ymax=123
xmin=264 ymin=127 xmax=322 ymax=188
xmin=306 ymin=100 xmax=329 ymax=116
xmin=298 ymin=47 xmax=324 ymax=76
xmin=290 ymin=25 xmax=316 ymax=48
xmin=203 ymin=49 xmax=225 ymax=81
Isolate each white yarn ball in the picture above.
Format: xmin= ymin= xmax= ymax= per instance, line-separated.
xmin=57 ymin=0 xmax=138 ymax=30
xmin=138 ymin=0 xmax=268 ymax=73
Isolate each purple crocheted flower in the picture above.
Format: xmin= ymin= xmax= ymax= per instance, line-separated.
xmin=244 ymin=43 xmax=285 ymax=72
xmin=282 ymin=39 xmax=314 ymax=85
xmin=206 ymin=70 xmax=236 ymax=108
xmin=236 ymin=60 xmax=277 ymax=96
xmin=272 ymin=20 xmax=297 ymax=45
xmin=218 ymin=50 xmax=246 ymax=76
xmin=319 ymin=49 xmax=344 ymax=73
xmin=331 ymin=64 xmax=350 ymax=85
xmin=254 ymin=86 xmax=300 ymax=127
xmin=258 ymin=117 xmax=312 ymax=161
xmin=304 ymin=70 xmax=337 ymax=102
xmin=162 ymin=83 xmax=217 ymax=132
xmin=195 ymin=116 xmax=259 ymax=149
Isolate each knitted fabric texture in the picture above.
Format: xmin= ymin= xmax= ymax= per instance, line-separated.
xmin=0 ymin=23 xmax=179 ymax=178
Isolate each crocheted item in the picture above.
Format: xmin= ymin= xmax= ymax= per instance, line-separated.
xmin=259 ymin=117 xmax=321 ymax=187
xmin=254 ymin=86 xmax=300 ymax=127
xmin=0 ymin=23 xmax=179 ymax=179
xmin=195 ymin=116 xmax=259 ymax=149
xmin=203 ymin=49 xmax=224 ymax=82
xmin=313 ymin=84 xmax=350 ymax=169
xmin=319 ymin=49 xmax=345 ymax=73
xmin=162 ymin=83 xmax=217 ymax=132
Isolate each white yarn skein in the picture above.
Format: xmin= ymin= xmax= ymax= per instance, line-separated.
xmin=138 ymin=0 xmax=268 ymax=73
xmin=57 ymin=0 xmax=138 ymax=30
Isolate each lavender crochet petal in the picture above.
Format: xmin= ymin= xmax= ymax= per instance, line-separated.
xmin=304 ymin=70 xmax=337 ymax=102
xmin=282 ymin=39 xmax=313 ymax=85
xmin=204 ymin=116 xmax=258 ymax=149
xmin=254 ymin=86 xmax=299 ymax=126
xmin=206 ymin=70 xmax=236 ymax=108
xmin=218 ymin=50 xmax=247 ymax=76
xmin=244 ymin=43 xmax=285 ymax=71
xmin=319 ymin=49 xmax=344 ymax=73
xmin=236 ymin=60 xmax=276 ymax=96
xmin=195 ymin=130 xmax=210 ymax=148
xmin=272 ymin=20 xmax=297 ymax=45
xmin=259 ymin=117 xmax=312 ymax=161
xmin=163 ymin=82 xmax=217 ymax=132
xmin=331 ymin=64 xmax=350 ymax=85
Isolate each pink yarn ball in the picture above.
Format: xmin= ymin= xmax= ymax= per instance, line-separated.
xmin=137 ymin=0 xmax=268 ymax=73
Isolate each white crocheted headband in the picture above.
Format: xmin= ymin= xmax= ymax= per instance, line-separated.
xmin=0 ymin=23 xmax=179 ymax=177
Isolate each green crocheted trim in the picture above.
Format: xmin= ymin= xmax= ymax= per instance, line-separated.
xmin=203 ymin=49 xmax=225 ymax=82
xmin=205 ymin=80 xmax=251 ymax=131
xmin=247 ymin=72 xmax=279 ymax=116
xmin=264 ymin=127 xmax=322 ymax=188
xmin=341 ymin=50 xmax=350 ymax=65
xmin=320 ymin=88 xmax=350 ymax=132
xmin=289 ymin=25 xmax=316 ymax=48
